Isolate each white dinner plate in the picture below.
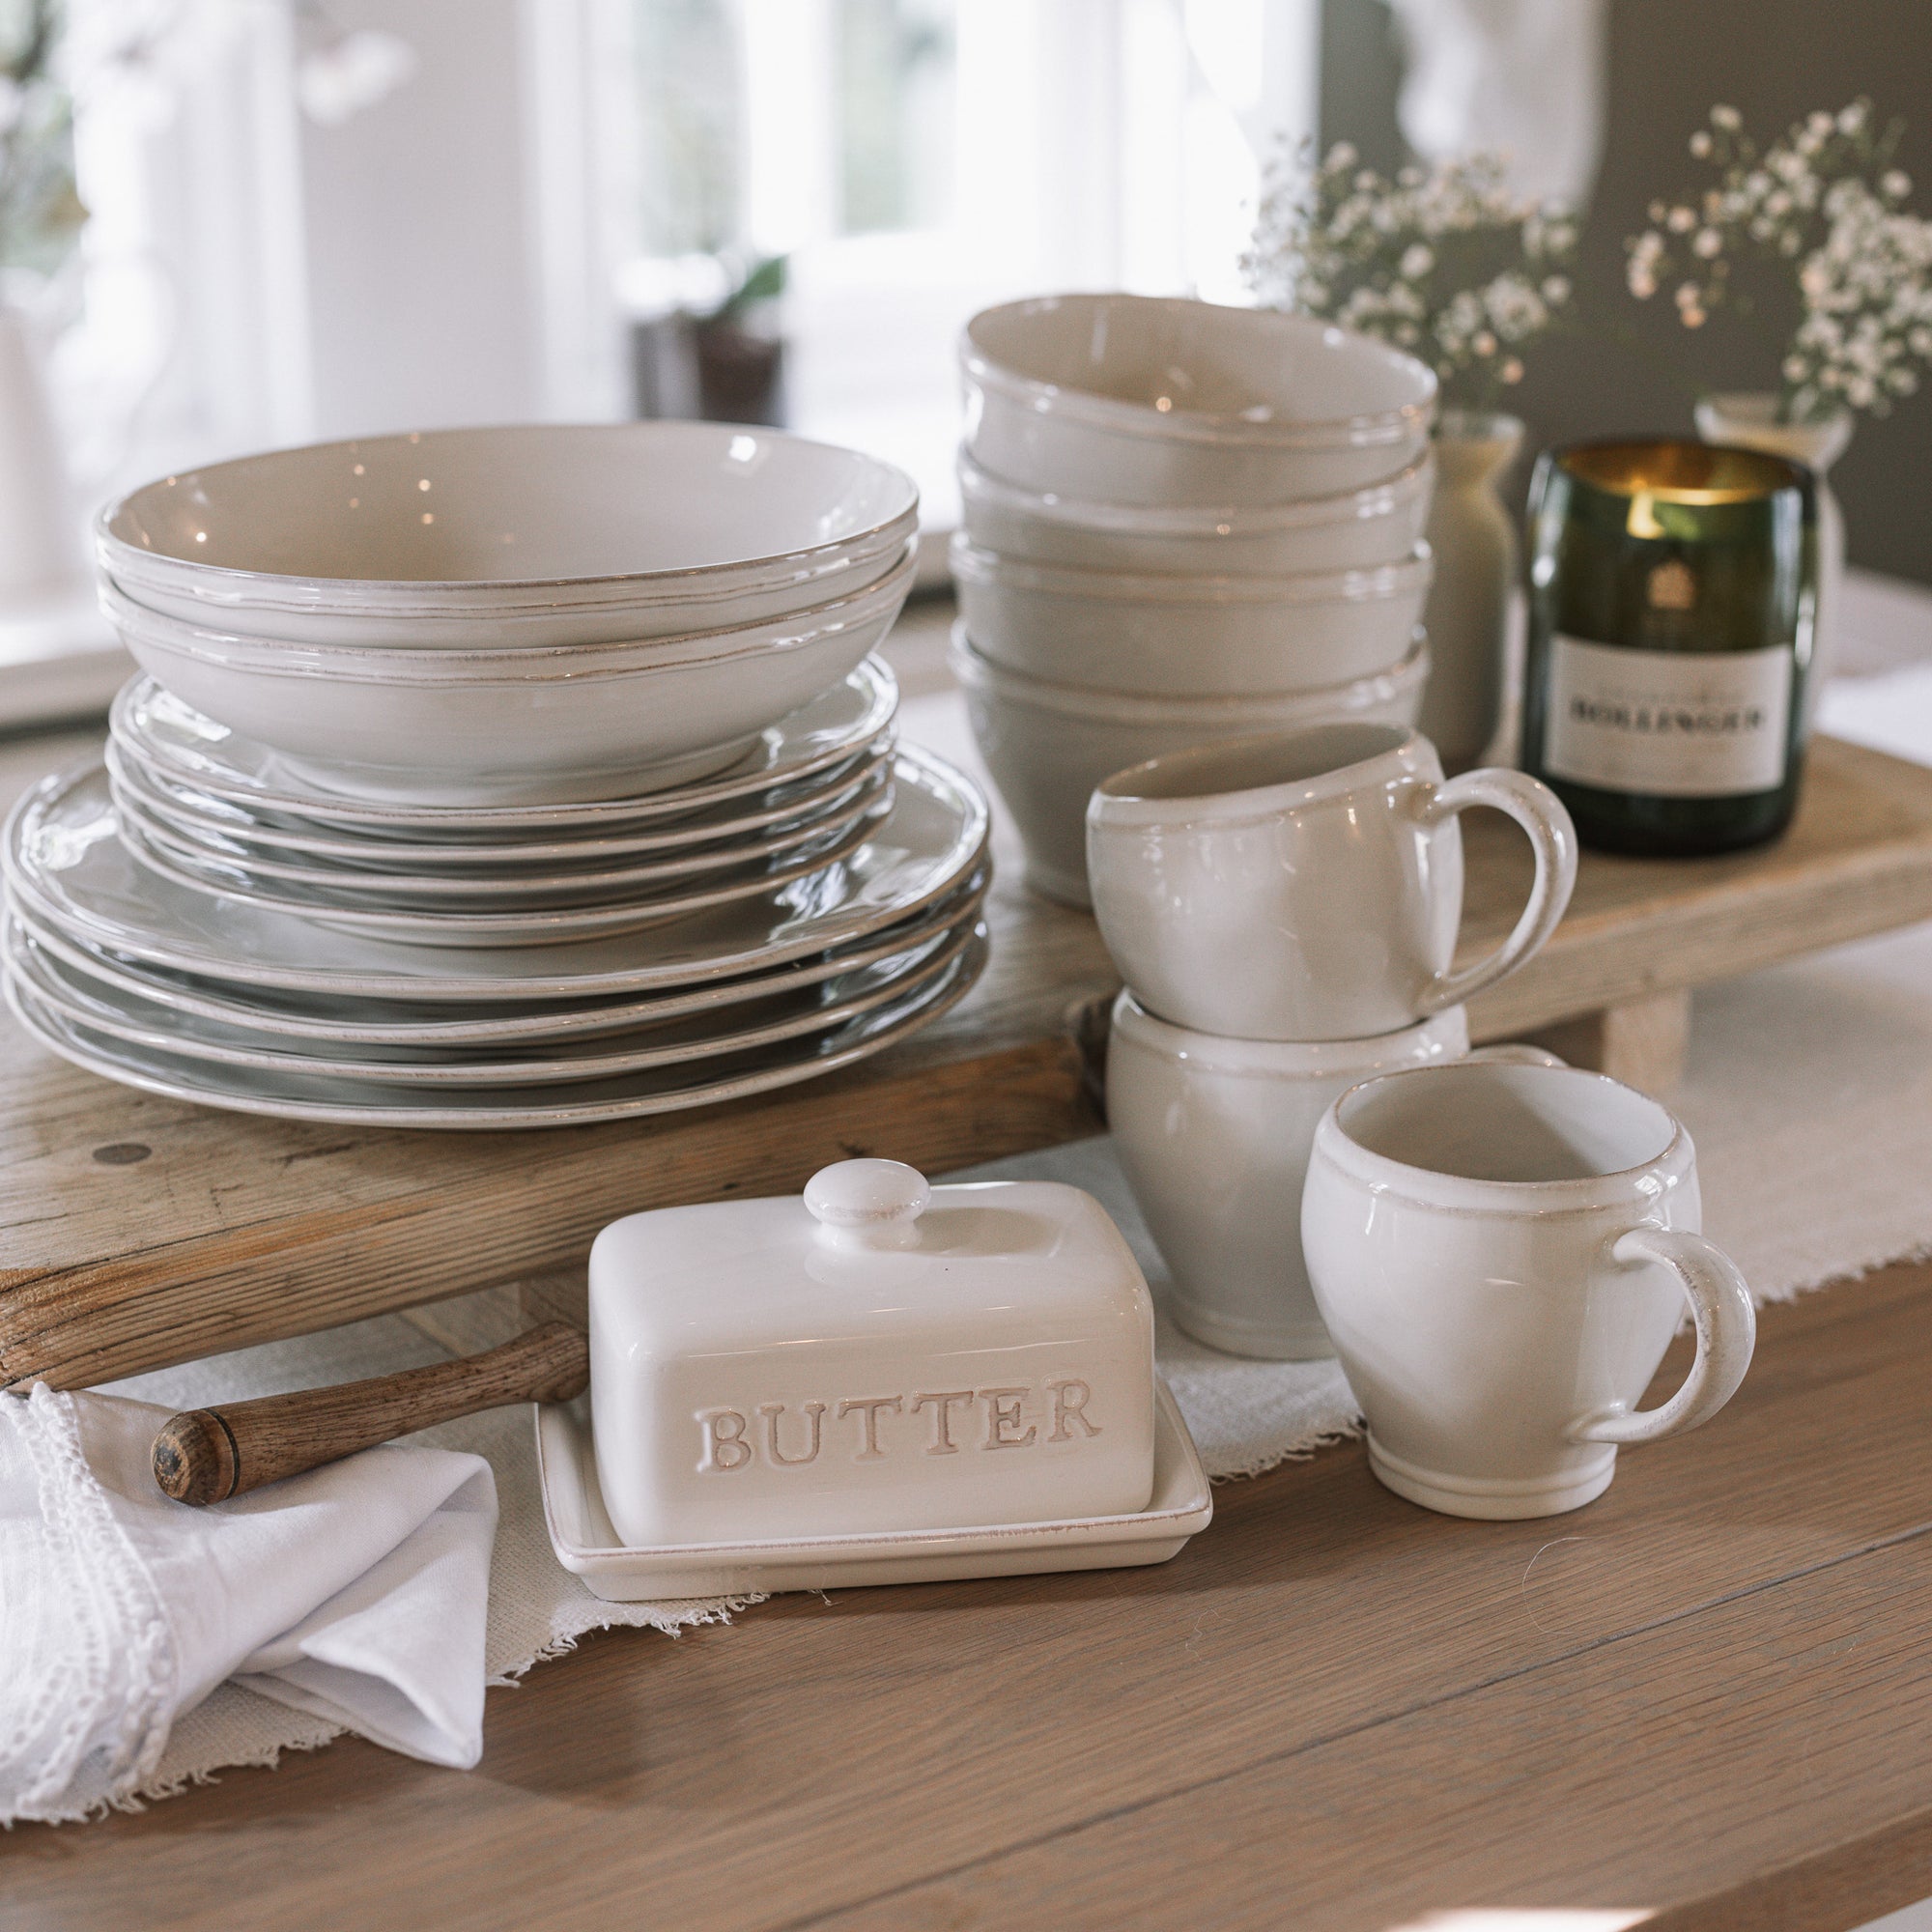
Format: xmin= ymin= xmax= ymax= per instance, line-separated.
xmin=7 ymin=868 xmax=987 ymax=1046
xmin=108 ymin=656 xmax=898 ymax=833
xmin=113 ymin=784 xmax=892 ymax=947
xmin=5 ymin=928 xmax=985 ymax=1127
xmin=6 ymin=912 xmax=983 ymax=1088
xmin=108 ymin=757 xmax=895 ymax=904
xmin=5 ymin=746 xmax=988 ymax=1001
xmin=535 ymin=1380 xmax=1211 ymax=1602
xmin=106 ymin=733 xmax=895 ymax=868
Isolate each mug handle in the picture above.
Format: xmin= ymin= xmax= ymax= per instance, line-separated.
xmin=1415 ymin=769 xmax=1579 ymax=1016
xmin=1462 ymin=1044 xmax=1566 ymax=1068
xmin=1567 ymin=1228 xmax=1757 ymax=1446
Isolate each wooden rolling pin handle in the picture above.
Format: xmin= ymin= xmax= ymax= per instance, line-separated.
xmin=151 ymin=1321 xmax=590 ymax=1506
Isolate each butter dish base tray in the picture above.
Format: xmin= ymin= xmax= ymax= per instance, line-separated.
xmin=534 ymin=1378 xmax=1211 ymax=1602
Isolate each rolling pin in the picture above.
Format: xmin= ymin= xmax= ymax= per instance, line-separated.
xmin=151 ymin=1321 xmax=589 ymax=1505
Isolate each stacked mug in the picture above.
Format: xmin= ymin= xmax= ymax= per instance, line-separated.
xmin=1091 ymin=720 xmax=1580 ymax=1364
xmin=952 ymin=292 xmax=1439 ymax=905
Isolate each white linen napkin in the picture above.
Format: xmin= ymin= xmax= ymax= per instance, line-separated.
xmin=0 ymin=1382 xmax=497 ymax=1826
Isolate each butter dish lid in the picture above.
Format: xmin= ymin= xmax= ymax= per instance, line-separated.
xmin=588 ymin=1158 xmax=1152 ymax=1354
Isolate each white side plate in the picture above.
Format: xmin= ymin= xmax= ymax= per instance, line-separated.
xmin=535 ymin=1378 xmax=1212 ymax=1602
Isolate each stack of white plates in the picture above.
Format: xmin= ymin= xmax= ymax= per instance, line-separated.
xmin=2 ymin=423 xmax=993 ymax=1127
xmin=955 ymin=293 xmax=1440 ymax=904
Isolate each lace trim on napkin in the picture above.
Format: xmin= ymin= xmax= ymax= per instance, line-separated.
xmin=0 ymin=1386 xmax=178 ymax=1825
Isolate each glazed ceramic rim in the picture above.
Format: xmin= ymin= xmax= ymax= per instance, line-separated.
xmin=947 ymin=534 xmax=1434 ymax=607
xmin=110 ymin=756 xmax=895 ymax=902
xmin=102 ymin=513 xmax=919 ymax=629
xmin=1110 ymin=988 xmax=1467 ymax=1080
xmin=8 ymin=868 xmax=986 ymax=1046
xmin=109 ymin=658 xmax=900 ymax=832
xmin=1 ymin=929 xmax=986 ymax=1129
xmin=954 ymin=449 xmax=1435 ymax=537
xmin=106 ymin=733 xmax=894 ymax=868
xmin=7 ymin=910 xmax=981 ymax=1087
xmin=1089 ymin=723 xmax=1429 ymax=830
xmin=4 ymin=745 xmax=991 ymax=1000
xmin=947 ymin=622 xmax=1430 ymax=724
xmin=1318 ymin=1061 xmax=1691 ymax=1213
xmin=101 ymin=546 xmax=917 ymax=681
xmin=96 ymin=423 xmax=922 ymax=601
xmin=960 ymin=295 xmax=1437 ymax=449
xmin=113 ymin=784 xmax=892 ymax=942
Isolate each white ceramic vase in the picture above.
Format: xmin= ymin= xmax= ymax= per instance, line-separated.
xmin=0 ymin=302 xmax=85 ymax=605
xmin=1415 ymin=411 xmax=1522 ymax=771
xmin=1694 ymin=390 xmax=1851 ymax=730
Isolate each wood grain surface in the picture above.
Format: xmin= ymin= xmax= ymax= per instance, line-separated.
xmin=7 ymin=1257 xmax=1932 ymax=1931
xmin=9 ymin=709 xmax=1932 ymax=1391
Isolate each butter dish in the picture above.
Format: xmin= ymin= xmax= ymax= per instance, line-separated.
xmin=533 ymin=1378 xmax=1210 ymax=1603
xmin=586 ymin=1159 xmax=1159 ymax=1548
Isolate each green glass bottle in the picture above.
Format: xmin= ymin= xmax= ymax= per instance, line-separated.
xmin=1520 ymin=439 xmax=1817 ymax=856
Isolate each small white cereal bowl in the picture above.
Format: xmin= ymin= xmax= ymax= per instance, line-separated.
xmin=961 ymin=294 xmax=1436 ymax=506
xmin=956 ymin=450 xmax=1435 ymax=578
xmin=950 ymin=535 xmax=1432 ymax=696
xmin=951 ymin=622 xmax=1429 ymax=906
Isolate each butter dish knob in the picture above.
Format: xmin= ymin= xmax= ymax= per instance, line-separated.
xmin=805 ymin=1158 xmax=931 ymax=1251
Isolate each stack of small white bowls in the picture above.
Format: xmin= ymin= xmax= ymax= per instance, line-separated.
xmin=0 ymin=423 xmax=998 ymax=1129
xmin=952 ymin=293 xmax=1440 ymax=905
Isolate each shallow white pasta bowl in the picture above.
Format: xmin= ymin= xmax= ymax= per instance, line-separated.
xmin=97 ymin=422 xmax=920 ymax=647
xmin=99 ymin=550 xmax=917 ymax=806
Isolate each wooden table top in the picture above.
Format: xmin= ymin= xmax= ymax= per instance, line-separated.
xmin=12 ymin=707 xmax=1932 ymax=1392
xmin=9 ymin=1254 xmax=1932 ymax=1931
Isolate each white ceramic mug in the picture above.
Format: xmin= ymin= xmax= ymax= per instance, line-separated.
xmin=1086 ymin=723 xmax=1577 ymax=1041
xmin=1301 ymin=1059 xmax=1756 ymax=1520
xmin=1107 ymin=992 xmax=1557 ymax=1360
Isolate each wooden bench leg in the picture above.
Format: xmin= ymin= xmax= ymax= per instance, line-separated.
xmin=1522 ymin=988 xmax=1693 ymax=1095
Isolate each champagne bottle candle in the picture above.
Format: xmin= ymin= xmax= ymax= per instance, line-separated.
xmin=1521 ymin=440 xmax=1817 ymax=856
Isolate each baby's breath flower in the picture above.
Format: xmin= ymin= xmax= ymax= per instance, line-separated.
xmin=1629 ymin=97 xmax=1932 ymax=420
xmin=1244 ymin=142 xmax=1575 ymax=409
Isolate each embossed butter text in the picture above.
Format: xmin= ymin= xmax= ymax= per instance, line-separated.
xmin=696 ymin=1378 xmax=1099 ymax=1472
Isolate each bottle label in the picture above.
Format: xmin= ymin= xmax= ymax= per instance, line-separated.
xmin=1543 ymin=635 xmax=1792 ymax=797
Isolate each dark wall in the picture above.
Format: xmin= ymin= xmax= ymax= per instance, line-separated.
xmin=1319 ymin=0 xmax=1932 ymax=584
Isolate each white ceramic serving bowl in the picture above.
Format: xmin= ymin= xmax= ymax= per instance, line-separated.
xmin=1303 ymin=1060 xmax=1756 ymax=1519
xmin=960 ymin=295 xmax=1436 ymax=507
xmin=102 ymin=551 xmax=917 ymax=806
xmin=956 ymin=450 xmax=1435 ymax=577
xmin=1106 ymin=993 xmax=1533 ymax=1359
xmin=98 ymin=422 xmax=921 ymax=648
xmin=951 ymin=622 xmax=1429 ymax=906
xmin=951 ymin=535 xmax=1431 ymax=696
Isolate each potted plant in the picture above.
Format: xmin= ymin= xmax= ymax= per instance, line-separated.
xmin=1245 ymin=145 xmax=1577 ymax=768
